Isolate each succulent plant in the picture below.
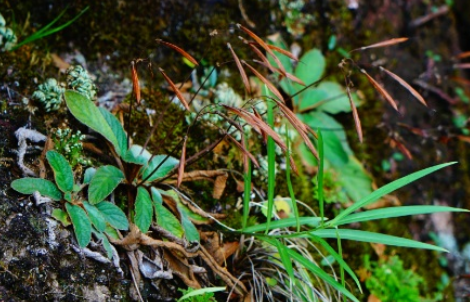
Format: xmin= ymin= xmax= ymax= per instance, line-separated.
xmin=0 ymin=12 xmax=18 ymax=51
xmin=66 ymin=65 xmax=97 ymax=100
xmin=31 ymin=78 xmax=65 ymax=112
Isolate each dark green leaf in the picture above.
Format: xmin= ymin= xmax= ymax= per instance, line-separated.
xmin=83 ymin=167 xmax=96 ymax=185
xmin=46 ymin=150 xmax=74 ymax=192
xmin=142 ymin=155 xmax=179 ymax=182
xmin=99 ymin=107 xmax=128 ymax=155
xmin=11 ymin=178 xmax=62 ymax=201
xmin=96 ymin=201 xmax=129 ymax=230
xmin=299 ymin=82 xmax=359 ymax=114
xmin=134 ymin=187 xmax=153 ymax=233
xmin=88 ymin=165 xmax=124 ymax=204
xmin=83 ymin=201 xmax=107 ymax=232
xmin=178 ymin=204 xmax=200 ymax=243
xmin=122 ymin=145 xmax=151 ymax=165
xmin=52 ymin=208 xmax=70 ymax=227
xmin=94 ymin=231 xmax=113 ymax=259
xmin=154 ymin=199 xmax=184 ymax=238
xmin=64 ymin=90 xmax=123 ymax=156
xmin=66 ymin=203 xmax=91 ymax=247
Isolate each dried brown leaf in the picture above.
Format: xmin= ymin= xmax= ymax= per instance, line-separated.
xmin=159 ymin=68 xmax=190 ymax=110
xmin=242 ymin=60 xmax=285 ymax=103
xmin=226 ymin=134 xmax=260 ymax=168
xmin=454 ymin=51 xmax=470 ymax=60
xmin=156 ymin=39 xmax=199 ymax=66
xmin=237 ymin=24 xmax=286 ymax=74
xmin=344 ymin=76 xmax=363 ymax=142
xmin=213 ymin=173 xmax=228 ymax=199
xmin=453 ymin=63 xmax=470 ymax=69
xmin=361 ymin=70 xmax=398 ymax=111
xmin=227 ymin=43 xmax=251 ymax=94
xmin=353 ymin=37 xmax=408 ymax=52
xmin=131 ymin=61 xmax=141 ymax=104
xmin=380 ymin=66 xmax=427 ymax=107
xmin=266 ymin=44 xmax=299 ymax=61
xmin=253 ymin=60 xmax=305 ymax=86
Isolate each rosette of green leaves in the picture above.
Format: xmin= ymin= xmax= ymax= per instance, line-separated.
xmin=268 ymin=37 xmax=372 ymax=203
xmin=31 ymin=78 xmax=65 ymax=112
xmin=11 ymin=150 xmax=128 ymax=255
xmin=63 ymin=90 xmax=201 ymax=243
xmin=66 ymin=65 xmax=98 ymax=101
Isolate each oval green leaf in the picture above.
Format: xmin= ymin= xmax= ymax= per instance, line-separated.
xmin=66 ymin=203 xmax=91 ymax=248
xmin=88 ymin=165 xmax=124 ymax=204
xmin=134 ymin=187 xmax=153 ymax=233
xmin=83 ymin=167 xmax=96 ymax=185
xmin=83 ymin=201 xmax=107 ymax=232
xmin=64 ymin=90 xmax=122 ymax=156
xmin=46 ymin=150 xmax=74 ymax=192
xmin=11 ymin=178 xmax=62 ymax=201
xmin=95 ymin=201 xmax=129 ymax=231
xmin=142 ymin=155 xmax=179 ymax=182
xmin=154 ymin=199 xmax=184 ymax=238
xmin=295 ymin=48 xmax=325 ymax=89
xmin=98 ymin=107 xmax=128 ymax=155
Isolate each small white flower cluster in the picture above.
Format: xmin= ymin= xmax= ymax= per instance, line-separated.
xmin=0 ymin=12 xmax=17 ymax=51
xmin=52 ymin=128 xmax=91 ymax=167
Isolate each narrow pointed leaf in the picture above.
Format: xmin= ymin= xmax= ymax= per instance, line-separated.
xmin=11 ymin=178 xmax=62 ymax=201
xmin=242 ymin=60 xmax=284 ymax=102
xmin=177 ymin=137 xmax=187 ymax=188
xmin=66 ymin=203 xmax=91 ymax=247
xmin=88 ymin=165 xmax=124 ymax=204
xmin=361 ymin=70 xmax=398 ymax=111
xmin=352 ymin=37 xmax=408 ymax=52
xmin=135 ymin=187 xmax=153 ymax=233
xmin=156 ymin=39 xmax=199 ymax=66
xmin=380 ymin=66 xmax=427 ymax=107
xmin=131 ymin=61 xmax=141 ymax=104
xmin=329 ymin=162 xmax=456 ymax=226
xmin=46 ymin=150 xmax=74 ymax=192
xmin=96 ymin=201 xmax=129 ymax=230
xmin=240 ymin=217 xmax=323 ymax=233
xmin=310 ymin=229 xmax=447 ymax=252
xmin=337 ymin=205 xmax=468 ymax=226
xmin=177 ymin=203 xmax=200 ymax=243
xmin=159 ymin=68 xmax=190 ymax=110
xmin=344 ymin=78 xmax=363 ymax=142
xmin=228 ymin=42 xmax=251 ymax=94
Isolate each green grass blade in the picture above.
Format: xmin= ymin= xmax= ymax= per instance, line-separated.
xmin=310 ymin=229 xmax=448 ymax=252
xmin=336 ymin=205 xmax=469 ymax=226
xmin=317 ymin=129 xmax=325 ymax=224
xmin=273 ymin=239 xmax=295 ymax=290
xmin=328 ymin=162 xmax=457 ymax=226
xmin=265 ymin=88 xmax=276 ymax=234
xmin=13 ymin=6 xmax=89 ymax=49
xmin=268 ymin=238 xmax=359 ymax=302
xmin=335 ymin=228 xmax=346 ymax=302
xmin=242 ymin=131 xmax=251 ymax=229
xmin=309 ymin=235 xmax=362 ymax=292
xmin=285 ymin=124 xmax=300 ymax=232
xmin=177 ymin=287 xmax=226 ymax=302
xmin=239 ymin=216 xmax=323 ymax=233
